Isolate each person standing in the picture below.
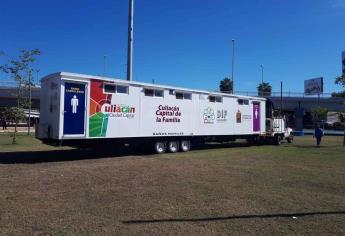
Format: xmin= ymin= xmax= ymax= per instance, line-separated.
xmin=1 ymin=117 xmax=7 ymax=130
xmin=314 ymin=124 xmax=324 ymax=148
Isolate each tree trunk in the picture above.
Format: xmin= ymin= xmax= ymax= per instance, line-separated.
xmin=343 ymin=125 xmax=345 ymax=147
xmin=12 ymin=118 xmax=17 ymax=144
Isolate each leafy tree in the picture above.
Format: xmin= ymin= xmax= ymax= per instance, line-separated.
xmin=257 ymin=82 xmax=272 ymax=97
xmin=335 ymin=73 xmax=345 ymax=87
xmin=333 ymin=73 xmax=345 ymax=145
xmin=336 ymin=112 xmax=345 ymax=147
xmin=0 ymin=49 xmax=41 ymax=144
xmin=331 ymin=91 xmax=345 ymax=98
xmin=332 ymin=74 xmax=345 ymax=97
xmin=219 ymin=77 xmax=233 ymax=94
xmin=311 ymin=106 xmax=329 ymax=123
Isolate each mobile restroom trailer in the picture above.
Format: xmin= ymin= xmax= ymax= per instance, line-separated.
xmin=37 ymin=72 xmax=290 ymax=153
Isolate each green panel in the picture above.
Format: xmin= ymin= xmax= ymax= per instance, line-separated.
xmin=101 ymin=114 xmax=109 ymax=137
xmin=89 ymin=112 xmax=106 ymax=137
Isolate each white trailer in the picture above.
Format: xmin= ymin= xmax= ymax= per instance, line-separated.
xmin=36 ymin=72 xmax=292 ymax=153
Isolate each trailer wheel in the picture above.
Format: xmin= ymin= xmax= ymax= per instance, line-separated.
xmin=275 ymin=135 xmax=282 ymax=145
xmin=180 ymin=140 xmax=191 ymax=152
xmin=168 ymin=141 xmax=179 ymax=153
xmin=154 ymin=141 xmax=167 ymax=154
xmin=287 ymin=136 xmax=293 ymax=143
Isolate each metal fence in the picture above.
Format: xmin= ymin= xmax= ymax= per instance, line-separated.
xmin=234 ymin=91 xmax=342 ymax=98
xmin=0 ymin=80 xmax=343 ymax=98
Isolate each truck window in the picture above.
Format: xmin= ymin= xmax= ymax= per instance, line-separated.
xmin=116 ymin=85 xmax=128 ymax=94
xmin=144 ymin=89 xmax=154 ymax=96
xmin=175 ymin=92 xmax=191 ymax=100
xmin=176 ymin=92 xmax=183 ymax=99
xmin=104 ymin=84 xmax=116 ymax=93
xmin=183 ymin=93 xmax=192 ymax=100
xmin=238 ymin=99 xmax=249 ymax=105
xmin=209 ymin=96 xmax=222 ymax=103
xmin=154 ymin=90 xmax=164 ymax=97
xmin=144 ymin=88 xmax=163 ymax=97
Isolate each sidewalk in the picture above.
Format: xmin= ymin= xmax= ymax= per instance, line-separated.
xmin=303 ymin=129 xmax=344 ymax=136
xmin=0 ymin=127 xmax=35 ymax=133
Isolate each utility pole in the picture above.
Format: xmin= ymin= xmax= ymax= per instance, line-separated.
xmin=103 ymin=55 xmax=107 ymax=77
xmin=231 ymin=39 xmax=235 ymax=94
xmin=127 ymin=0 xmax=134 ymax=81
xmin=27 ymin=70 xmax=32 ymax=136
xmin=35 ymin=69 xmax=39 ymax=85
xmin=280 ymin=81 xmax=283 ymax=115
xmin=260 ymin=64 xmax=264 ymax=97
xmin=343 ymin=121 xmax=345 ymax=147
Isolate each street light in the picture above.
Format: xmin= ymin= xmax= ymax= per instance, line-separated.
xmin=231 ymin=39 xmax=235 ymax=94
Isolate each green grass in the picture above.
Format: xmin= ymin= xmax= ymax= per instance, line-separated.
xmin=0 ymin=134 xmax=344 ymax=235
xmin=0 ymin=133 xmax=71 ymax=152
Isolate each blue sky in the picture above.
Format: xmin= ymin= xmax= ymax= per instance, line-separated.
xmin=1 ymin=0 xmax=344 ymax=93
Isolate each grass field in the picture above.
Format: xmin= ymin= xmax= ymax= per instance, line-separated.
xmin=0 ymin=133 xmax=344 ymax=235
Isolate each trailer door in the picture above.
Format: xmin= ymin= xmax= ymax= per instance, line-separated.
xmin=63 ymin=82 xmax=86 ymax=136
xmin=253 ymin=102 xmax=260 ymax=132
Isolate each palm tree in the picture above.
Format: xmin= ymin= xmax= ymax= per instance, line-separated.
xmin=257 ymin=82 xmax=272 ymax=97
xmin=219 ymin=77 xmax=233 ymax=94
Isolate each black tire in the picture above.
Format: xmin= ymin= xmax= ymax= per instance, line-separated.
xmin=275 ymin=135 xmax=282 ymax=145
xmin=154 ymin=141 xmax=167 ymax=154
xmin=180 ymin=140 xmax=191 ymax=152
xmin=287 ymin=137 xmax=293 ymax=143
xmin=168 ymin=141 xmax=179 ymax=153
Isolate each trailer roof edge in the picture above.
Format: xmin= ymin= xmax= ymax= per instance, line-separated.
xmin=44 ymin=72 xmax=266 ymax=101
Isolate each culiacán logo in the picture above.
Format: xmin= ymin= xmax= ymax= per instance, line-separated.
xmin=101 ymin=104 xmax=136 ymax=118
xmin=101 ymin=104 xmax=135 ymax=114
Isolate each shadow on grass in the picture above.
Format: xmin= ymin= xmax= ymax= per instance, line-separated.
xmin=0 ymin=142 xmax=253 ymax=164
xmin=0 ymin=147 xmax=149 ymax=164
xmin=193 ymin=142 xmax=251 ymax=150
xmin=289 ymin=145 xmax=336 ymax=149
xmin=123 ymin=210 xmax=345 ymax=224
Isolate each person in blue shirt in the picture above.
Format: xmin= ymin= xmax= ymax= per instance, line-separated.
xmin=314 ymin=124 xmax=324 ymax=148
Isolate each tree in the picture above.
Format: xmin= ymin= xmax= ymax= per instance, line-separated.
xmin=0 ymin=49 xmax=41 ymax=144
xmin=311 ymin=106 xmax=328 ymax=123
xmin=338 ymin=112 xmax=345 ymax=146
xmin=219 ymin=77 xmax=233 ymax=94
xmin=332 ymin=74 xmax=345 ymax=97
xmin=257 ymin=82 xmax=272 ymax=97
xmin=335 ymin=73 xmax=345 ymax=87
xmin=331 ymin=91 xmax=345 ymax=98
xmin=333 ymin=73 xmax=345 ymax=145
